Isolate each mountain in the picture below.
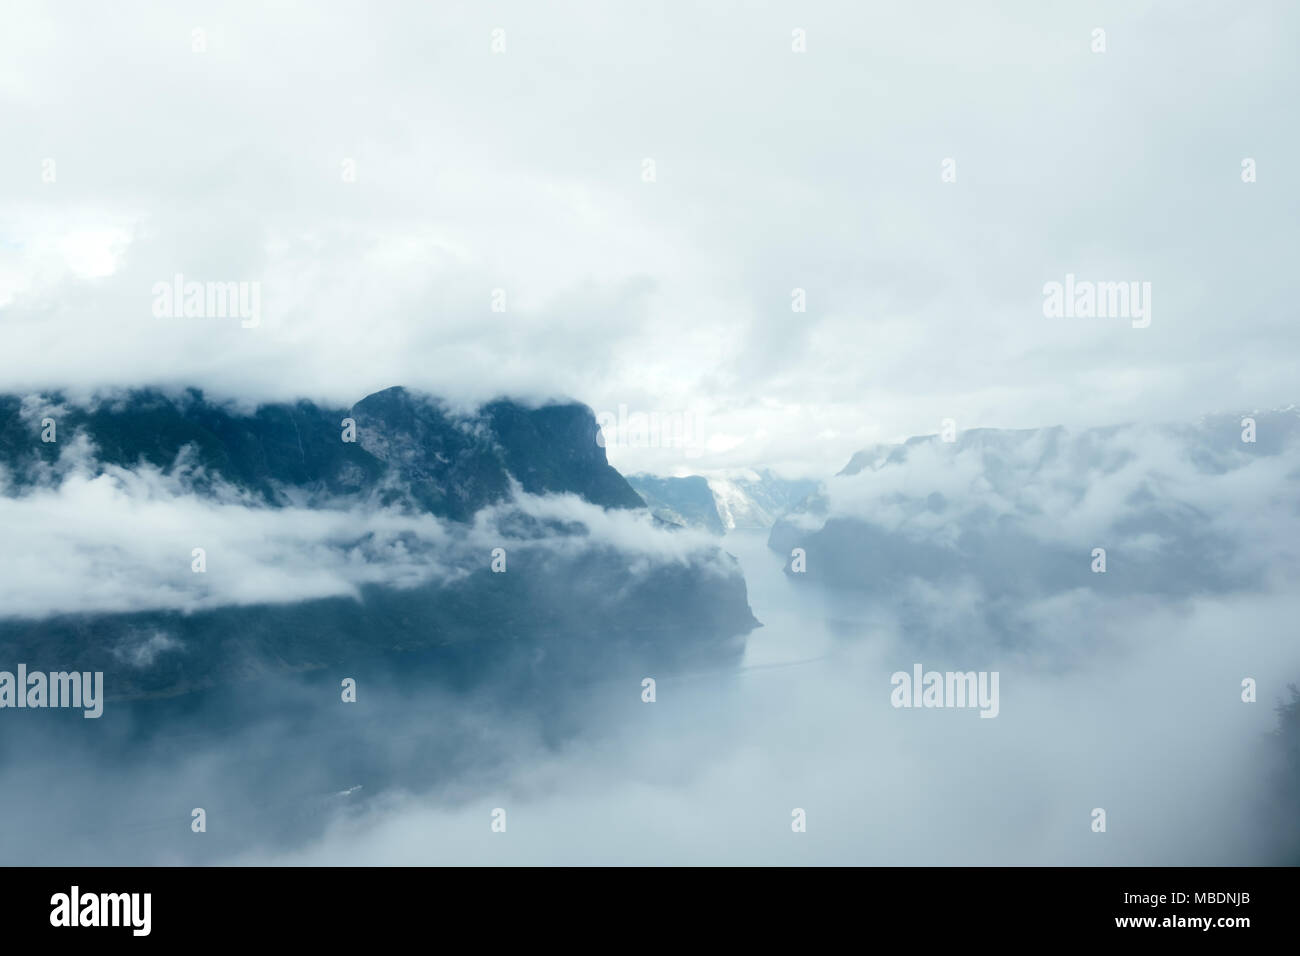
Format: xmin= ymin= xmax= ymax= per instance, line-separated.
xmin=710 ymin=471 xmax=820 ymax=530
xmin=769 ymin=409 xmax=1300 ymax=600
xmin=624 ymin=474 xmax=727 ymax=534
xmin=627 ymin=470 xmax=819 ymax=534
xmin=0 ymin=385 xmax=645 ymax=519
xmin=0 ymin=387 xmax=758 ymax=700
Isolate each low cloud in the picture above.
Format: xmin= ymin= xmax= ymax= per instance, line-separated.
xmin=0 ymin=441 xmax=726 ymax=621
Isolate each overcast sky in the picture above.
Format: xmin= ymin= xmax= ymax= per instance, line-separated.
xmin=2 ymin=0 xmax=1296 ymax=477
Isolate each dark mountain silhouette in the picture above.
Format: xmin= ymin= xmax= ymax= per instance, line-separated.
xmin=0 ymin=387 xmax=758 ymax=700
xmin=0 ymin=385 xmax=645 ymax=519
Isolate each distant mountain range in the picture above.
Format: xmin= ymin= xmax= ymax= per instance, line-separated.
xmin=9 ymin=389 xmax=1294 ymax=702
xmin=768 ymin=408 xmax=1300 ymax=601
xmin=627 ymin=470 xmax=819 ymax=534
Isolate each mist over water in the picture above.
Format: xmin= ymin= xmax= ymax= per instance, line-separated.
xmin=1 ymin=526 xmax=1295 ymax=866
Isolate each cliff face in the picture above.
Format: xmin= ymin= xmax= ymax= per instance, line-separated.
xmin=625 ymin=474 xmax=727 ymax=534
xmin=0 ymin=387 xmax=757 ymax=700
xmin=0 ymin=385 xmax=646 ymax=519
xmin=626 ymin=470 xmax=818 ymax=534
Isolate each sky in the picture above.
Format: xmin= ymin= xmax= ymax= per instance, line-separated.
xmin=1 ymin=0 xmax=1297 ymax=477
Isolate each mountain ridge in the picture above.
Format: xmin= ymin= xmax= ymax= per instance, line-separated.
xmin=0 ymin=385 xmax=647 ymax=519
xmin=0 ymin=386 xmax=759 ymax=702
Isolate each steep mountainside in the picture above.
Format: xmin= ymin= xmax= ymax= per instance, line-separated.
xmin=626 ymin=469 xmax=818 ymax=534
xmin=0 ymin=387 xmax=757 ymax=700
xmin=0 ymin=386 xmax=645 ymax=519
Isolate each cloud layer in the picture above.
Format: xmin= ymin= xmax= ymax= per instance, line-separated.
xmin=3 ymin=0 xmax=1297 ymax=475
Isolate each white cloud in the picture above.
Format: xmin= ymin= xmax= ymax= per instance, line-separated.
xmin=0 ymin=449 xmax=726 ymax=621
xmin=0 ymin=1 xmax=1295 ymax=474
